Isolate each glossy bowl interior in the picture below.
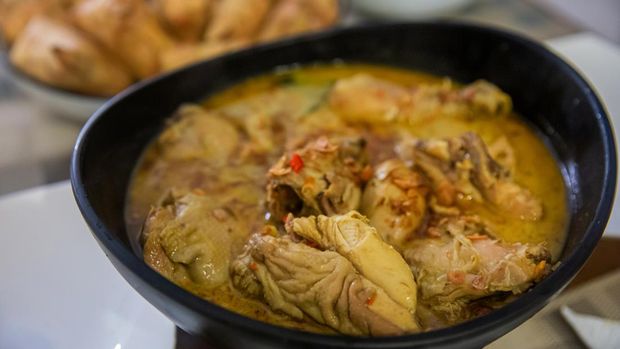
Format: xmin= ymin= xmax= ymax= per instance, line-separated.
xmin=71 ymin=22 xmax=616 ymax=348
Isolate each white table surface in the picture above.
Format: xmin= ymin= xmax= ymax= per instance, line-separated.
xmin=0 ymin=182 xmax=176 ymax=349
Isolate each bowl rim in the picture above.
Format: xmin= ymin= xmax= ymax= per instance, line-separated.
xmin=71 ymin=21 xmax=616 ymax=346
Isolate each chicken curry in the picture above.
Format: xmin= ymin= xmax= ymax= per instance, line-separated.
xmin=126 ymin=64 xmax=568 ymax=335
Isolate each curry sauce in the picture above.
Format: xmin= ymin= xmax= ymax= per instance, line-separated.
xmin=126 ymin=64 xmax=568 ymax=334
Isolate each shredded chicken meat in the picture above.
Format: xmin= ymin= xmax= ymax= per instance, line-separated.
xmin=397 ymin=132 xmax=543 ymax=220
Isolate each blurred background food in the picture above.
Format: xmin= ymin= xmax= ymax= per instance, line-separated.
xmin=0 ymin=0 xmax=618 ymax=196
xmin=0 ymin=0 xmax=340 ymax=97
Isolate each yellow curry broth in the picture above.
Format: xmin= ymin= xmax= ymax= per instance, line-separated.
xmin=127 ymin=63 xmax=568 ymax=333
xmin=205 ymin=63 xmax=567 ymax=257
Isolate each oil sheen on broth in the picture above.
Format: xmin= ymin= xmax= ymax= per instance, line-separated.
xmin=126 ymin=64 xmax=568 ymax=335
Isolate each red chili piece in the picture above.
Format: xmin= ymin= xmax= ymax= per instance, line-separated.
xmin=366 ymin=292 xmax=377 ymax=306
xmin=290 ymin=153 xmax=304 ymax=173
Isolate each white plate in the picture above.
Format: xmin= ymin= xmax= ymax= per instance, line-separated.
xmin=0 ymin=53 xmax=106 ymax=123
xmin=0 ymin=181 xmax=175 ymax=349
xmin=351 ymin=0 xmax=474 ymax=20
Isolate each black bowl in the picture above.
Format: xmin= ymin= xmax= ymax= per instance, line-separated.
xmin=71 ymin=22 xmax=616 ymax=348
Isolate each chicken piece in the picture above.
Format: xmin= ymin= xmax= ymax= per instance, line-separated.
xmin=266 ymin=136 xmax=368 ymax=219
xmin=286 ymin=211 xmax=417 ymax=313
xmin=152 ymin=0 xmax=213 ymax=42
xmin=127 ymin=156 xmax=266 ymax=237
xmin=329 ymin=74 xmax=412 ymax=124
xmin=205 ymin=0 xmax=271 ymax=42
xmin=361 ymin=159 xmax=429 ymax=249
xmin=217 ymin=84 xmax=333 ymax=158
xmin=397 ymin=132 xmax=542 ymax=220
xmin=9 ymin=15 xmax=131 ymax=96
xmin=404 ymin=215 xmax=550 ymax=322
xmin=329 ymin=74 xmax=512 ymax=125
xmin=231 ymin=234 xmax=419 ymax=335
xmin=156 ymin=104 xmax=239 ymax=164
xmin=73 ymin=0 xmax=173 ymax=79
xmin=160 ymin=39 xmax=249 ymax=71
xmin=143 ymin=191 xmax=259 ymax=292
xmin=257 ymin=0 xmax=338 ymax=42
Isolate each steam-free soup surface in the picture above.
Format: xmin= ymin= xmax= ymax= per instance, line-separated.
xmin=127 ymin=64 xmax=567 ymax=335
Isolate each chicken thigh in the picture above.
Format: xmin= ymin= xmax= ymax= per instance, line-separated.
xmin=143 ymin=191 xmax=259 ymax=292
xmin=404 ymin=215 xmax=550 ymax=322
xmin=155 ymin=104 xmax=240 ymax=164
xmin=231 ymin=233 xmax=419 ymax=335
